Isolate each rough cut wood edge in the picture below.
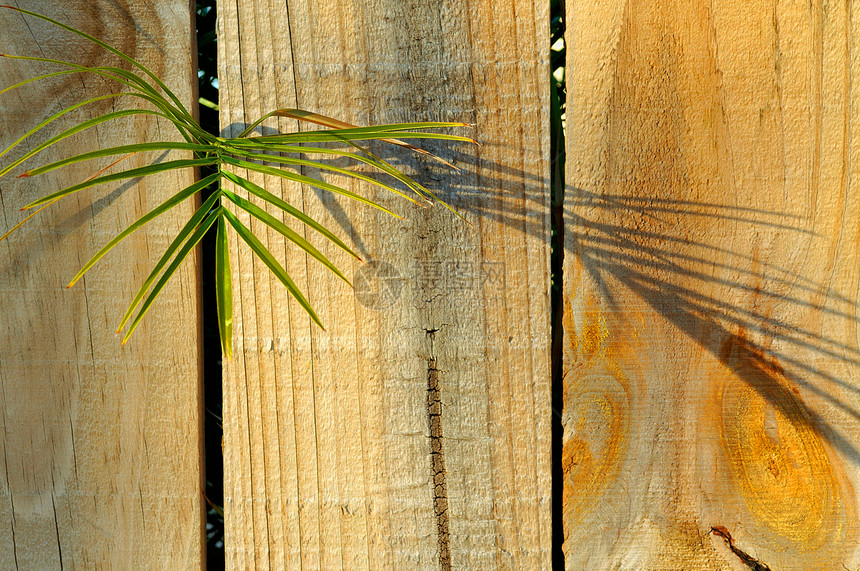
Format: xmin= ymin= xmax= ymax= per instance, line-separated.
xmin=563 ymin=0 xmax=860 ymax=569
xmin=218 ymin=0 xmax=552 ymax=568
xmin=0 ymin=1 xmax=204 ymax=568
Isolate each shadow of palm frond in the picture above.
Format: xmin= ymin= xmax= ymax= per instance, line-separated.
xmin=218 ymin=126 xmax=860 ymax=464
xmin=562 ymin=185 xmax=860 ymax=463
xmin=373 ymin=142 xmax=860 ymax=464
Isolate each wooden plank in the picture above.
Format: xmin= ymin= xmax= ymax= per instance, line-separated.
xmin=218 ymin=0 xmax=552 ymax=568
xmin=563 ymin=0 xmax=860 ymax=568
xmin=0 ymin=2 xmax=203 ymax=568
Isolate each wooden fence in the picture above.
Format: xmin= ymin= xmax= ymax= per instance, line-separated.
xmin=1 ymin=1 xmax=858 ymax=569
xmin=563 ymin=1 xmax=860 ymax=568
xmin=0 ymin=2 xmax=203 ymax=569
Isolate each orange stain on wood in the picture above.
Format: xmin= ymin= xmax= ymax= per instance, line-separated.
xmin=712 ymin=333 xmax=857 ymax=556
xmin=562 ymin=383 xmax=628 ymax=526
xmin=562 ymin=298 xmax=632 ymax=527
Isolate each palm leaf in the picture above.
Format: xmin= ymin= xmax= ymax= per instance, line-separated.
xmin=225 ymin=139 xmax=437 ymax=201
xmin=239 ymin=108 xmax=470 ymax=167
xmin=21 ymin=142 xmax=213 ymax=177
xmin=0 ymin=93 xmax=130 ymax=163
xmin=0 ymin=61 xmax=139 ymax=95
xmin=0 ymin=107 xmax=168 ymax=178
xmin=222 ymin=186 xmax=351 ymax=285
xmin=116 ymin=191 xmax=222 ymax=332
xmin=221 ymin=171 xmax=361 ymax=261
xmin=222 ymin=208 xmax=323 ymax=329
xmin=122 ymin=207 xmax=221 ymax=342
xmin=0 ymin=54 xmax=207 ymax=141
xmin=0 ymin=7 xmax=471 ymax=354
xmin=263 ymin=109 xmax=472 ymax=169
xmin=215 ymin=215 xmax=233 ymax=358
xmin=342 ymin=140 xmax=470 ymax=224
xmin=246 ymin=130 xmax=475 ymax=145
xmin=24 ymin=158 xmax=216 ymax=209
xmin=67 ymin=172 xmax=221 ymax=287
xmin=3 ymin=7 xmax=194 ymax=120
xmin=223 ymin=156 xmax=402 ymax=219
xmin=222 ymin=146 xmax=425 ymax=205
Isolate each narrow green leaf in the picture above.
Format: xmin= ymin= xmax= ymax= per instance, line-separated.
xmin=223 ymin=156 xmax=401 ymax=219
xmin=22 ymin=142 xmax=213 ymax=177
xmin=0 ymin=67 xmax=126 ymax=96
xmin=1 ymin=93 xmax=123 ymax=163
xmin=278 ymin=110 xmax=463 ymax=130
xmin=312 ymin=135 xmax=470 ymax=225
xmin=24 ymin=158 xmax=216 ymax=209
xmin=0 ymin=55 xmax=203 ymax=141
xmin=222 ymin=208 xmax=323 ymax=329
xmin=227 ymin=137 xmax=464 ymax=219
xmin=222 ymin=186 xmax=351 ymax=285
xmin=215 ymin=215 xmax=233 ymax=359
xmin=0 ymin=55 xmax=154 ymax=96
xmin=0 ymin=107 xmax=166 ymax=178
xmin=0 ymin=56 xmax=176 ymax=103
xmin=344 ymin=140 xmax=470 ymax=225
xmin=0 ymin=197 xmax=58 ymax=242
xmin=67 ymin=172 xmax=221 ymax=287
xmin=227 ymin=139 xmax=436 ymax=201
xmin=240 ymin=108 xmax=469 ymax=137
xmin=238 ymin=137 xmax=467 ymax=225
xmin=222 ymin=146 xmax=423 ymax=205
xmin=238 ymin=109 xmax=470 ymax=169
xmin=246 ymin=131 xmax=475 ymax=145
xmin=116 ymin=190 xmax=222 ymax=332
xmin=221 ymin=171 xmax=360 ymax=261
xmin=342 ymin=140 xmax=438 ymax=200
xmin=122 ymin=208 xmax=220 ymax=343
xmin=1 ymin=7 xmax=194 ymax=121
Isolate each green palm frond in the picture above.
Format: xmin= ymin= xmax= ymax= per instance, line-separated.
xmin=0 ymin=6 xmax=473 ymax=357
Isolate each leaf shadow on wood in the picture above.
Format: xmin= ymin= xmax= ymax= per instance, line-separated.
xmin=560 ymin=184 xmax=860 ymax=465
xmin=216 ymin=126 xmax=860 ymax=467
xmin=329 ymin=139 xmax=860 ymax=468
xmin=0 ymin=149 xmax=173 ymax=275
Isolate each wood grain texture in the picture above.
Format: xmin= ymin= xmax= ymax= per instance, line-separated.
xmin=0 ymin=2 xmax=203 ymax=568
xmin=563 ymin=0 xmax=860 ymax=569
xmin=218 ymin=0 xmax=551 ymax=568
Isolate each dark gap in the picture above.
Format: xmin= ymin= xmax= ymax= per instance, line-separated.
xmin=550 ymin=0 xmax=566 ymax=569
xmin=195 ymin=1 xmax=224 ymax=570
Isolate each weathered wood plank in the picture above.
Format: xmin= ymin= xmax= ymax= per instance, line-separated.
xmin=563 ymin=0 xmax=860 ymax=569
xmin=218 ymin=0 xmax=552 ymax=568
xmin=0 ymin=2 xmax=203 ymax=568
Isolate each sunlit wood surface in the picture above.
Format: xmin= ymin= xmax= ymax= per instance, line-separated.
xmin=0 ymin=2 xmax=203 ymax=568
xmin=563 ymin=1 xmax=860 ymax=569
xmin=219 ymin=0 xmax=552 ymax=568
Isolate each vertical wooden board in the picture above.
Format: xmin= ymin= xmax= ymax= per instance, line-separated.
xmin=563 ymin=0 xmax=860 ymax=569
xmin=218 ymin=0 xmax=552 ymax=568
xmin=0 ymin=1 xmax=203 ymax=568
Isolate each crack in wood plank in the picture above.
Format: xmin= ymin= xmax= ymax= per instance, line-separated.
xmin=427 ymin=357 xmax=450 ymax=571
xmin=711 ymin=526 xmax=772 ymax=571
